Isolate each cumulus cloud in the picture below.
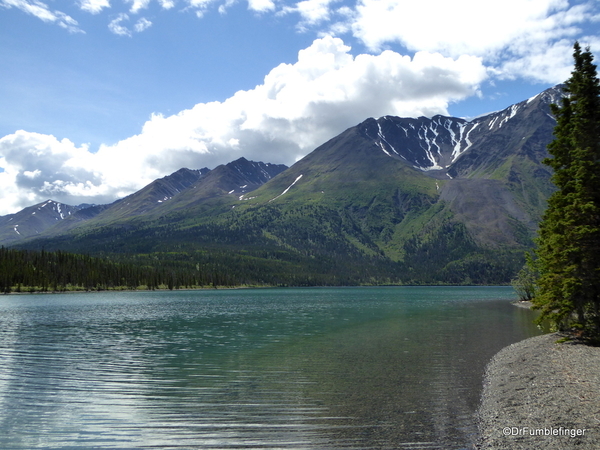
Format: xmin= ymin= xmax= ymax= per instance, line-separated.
xmin=346 ymin=0 xmax=600 ymax=83
xmin=0 ymin=132 xmax=103 ymax=213
xmin=0 ymin=0 xmax=83 ymax=33
xmin=351 ymin=0 xmax=561 ymax=55
xmin=279 ymin=0 xmax=599 ymax=83
xmin=0 ymin=36 xmax=487 ymax=214
xmin=93 ymin=36 xmax=486 ymax=166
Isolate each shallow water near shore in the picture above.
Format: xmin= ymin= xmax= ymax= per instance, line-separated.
xmin=0 ymin=286 xmax=540 ymax=449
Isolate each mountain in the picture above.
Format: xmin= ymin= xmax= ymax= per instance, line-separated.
xmin=3 ymin=86 xmax=563 ymax=285
xmin=0 ymin=200 xmax=83 ymax=245
xmin=151 ymin=157 xmax=289 ymax=214
xmin=232 ymin=85 xmax=559 ymax=249
xmin=71 ymin=167 xmax=212 ymax=227
xmin=0 ymin=158 xmax=288 ymax=244
xmin=0 ymin=168 xmax=210 ymax=242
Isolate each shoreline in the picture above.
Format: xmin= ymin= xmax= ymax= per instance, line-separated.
xmin=511 ymin=300 xmax=533 ymax=309
xmin=476 ymin=332 xmax=600 ymax=449
xmin=0 ymin=284 xmax=275 ymax=295
xmin=1 ymin=283 xmax=514 ymax=296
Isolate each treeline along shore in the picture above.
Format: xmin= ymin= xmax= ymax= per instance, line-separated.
xmin=0 ymin=246 xmax=392 ymax=292
xmin=0 ymin=247 xmax=241 ymax=292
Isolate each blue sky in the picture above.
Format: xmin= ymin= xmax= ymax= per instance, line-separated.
xmin=1 ymin=0 xmax=599 ymax=214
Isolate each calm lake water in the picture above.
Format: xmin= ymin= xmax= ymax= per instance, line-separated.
xmin=0 ymin=286 xmax=540 ymax=450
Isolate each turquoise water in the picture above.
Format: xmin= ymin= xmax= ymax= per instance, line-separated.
xmin=0 ymin=286 xmax=540 ymax=449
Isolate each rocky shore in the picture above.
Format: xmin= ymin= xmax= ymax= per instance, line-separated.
xmin=477 ymin=333 xmax=600 ymax=449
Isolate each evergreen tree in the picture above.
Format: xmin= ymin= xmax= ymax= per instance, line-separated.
xmin=512 ymin=253 xmax=538 ymax=302
xmin=532 ymin=42 xmax=600 ymax=337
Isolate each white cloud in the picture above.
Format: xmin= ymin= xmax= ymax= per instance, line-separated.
xmin=158 ymin=0 xmax=175 ymax=9
xmin=0 ymin=0 xmax=83 ymax=33
xmin=134 ymin=17 xmax=152 ymax=32
xmin=0 ymin=37 xmax=487 ymax=215
xmin=108 ymin=13 xmax=131 ymax=35
xmin=128 ymin=0 xmax=150 ymax=13
xmin=346 ymin=0 xmax=599 ymax=83
xmin=282 ymin=0 xmax=335 ymax=27
xmin=0 ymin=132 xmax=104 ymax=213
xmin=23 ymin=169 xmax=42 ymax=179
xmin=248 ymin=0 xmax=275 ymax=13
xmin=98 ymin=36 xmax=485 ymax=170
xmin=108 ymin=13 xmax=152 ymax=36
xmin=79 ymin=0 xmax=110 ymax=14
xmin=296 ymin=0 xmax=334 ymax=24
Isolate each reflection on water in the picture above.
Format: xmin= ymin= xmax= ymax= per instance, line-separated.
xmin=0 ymin=287 xmax=541 ymax=449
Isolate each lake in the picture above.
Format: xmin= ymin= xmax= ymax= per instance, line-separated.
xmin=0 ymin=286 xmax=540 ymax=449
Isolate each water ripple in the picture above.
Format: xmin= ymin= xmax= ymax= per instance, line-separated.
xmin=0 ymin=287 xmax=539 ymax=449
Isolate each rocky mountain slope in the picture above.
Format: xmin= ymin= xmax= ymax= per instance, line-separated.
xmin=0 ymin=200 xmax=83 ymax=245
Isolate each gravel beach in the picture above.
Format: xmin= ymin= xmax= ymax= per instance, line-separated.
xmin=477 ymin=332 xmax=600 ymax=449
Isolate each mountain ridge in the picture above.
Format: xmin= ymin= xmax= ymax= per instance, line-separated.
xmin=0 ymin=200 xmax=83 ymax=245
xmin=0 ymin=159 xmax=287 ymax=244
xmin=1 ymin=85 xmax=563 ymax=285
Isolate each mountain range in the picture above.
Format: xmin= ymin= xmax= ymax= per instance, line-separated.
xmin=0 ymin=85 xmax=563 ymax=285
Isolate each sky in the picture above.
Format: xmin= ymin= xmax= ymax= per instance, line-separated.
xmin=1 ymin=0 xmax=599 ymax=215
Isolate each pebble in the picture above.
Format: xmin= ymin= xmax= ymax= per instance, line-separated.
xmin=477 ymin=333 xmax=600 ymax=449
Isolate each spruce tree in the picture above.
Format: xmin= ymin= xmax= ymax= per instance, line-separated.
xmin=533 ymin=42 xmax=600 ymax=338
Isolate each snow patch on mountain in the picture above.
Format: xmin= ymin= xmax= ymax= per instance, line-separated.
xmin=365 ymin=85 xmax=563 ymax=174
xmin=269 ymin=175 xmax=303 ymax=202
